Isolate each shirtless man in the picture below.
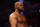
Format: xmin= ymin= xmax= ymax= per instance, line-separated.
xmin=9 ymin=2 xmax=28 ymax=27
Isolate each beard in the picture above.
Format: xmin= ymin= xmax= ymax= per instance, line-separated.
xmin=17 ymin=7 xmax=24 ymax=11
xmin=18 ymin=8 xmax=23 ymax=12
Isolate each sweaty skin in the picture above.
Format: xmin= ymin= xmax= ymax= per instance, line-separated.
xmin=9 ymin=2 xmax=28 ymax=27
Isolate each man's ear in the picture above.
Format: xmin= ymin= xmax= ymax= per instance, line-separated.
xmin=15 ymin=5 xmax=17 ymax=8
xmin=17 ymin=5 xmax=19 ymax=8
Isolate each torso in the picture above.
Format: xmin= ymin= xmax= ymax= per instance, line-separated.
xmin=14 ymin=12 xmax=27 ymax=27
xmin=10 ymin=12 xmax=27 ymax=27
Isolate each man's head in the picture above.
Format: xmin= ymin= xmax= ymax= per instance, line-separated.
xmin=14 ymin=2 xmax=24 ymax=11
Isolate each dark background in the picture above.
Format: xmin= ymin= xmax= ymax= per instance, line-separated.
xmin=0 ymin=0 xmax=40 ymax=27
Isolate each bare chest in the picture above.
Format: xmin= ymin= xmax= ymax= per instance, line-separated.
xmin=15 ymin=14 xmax=27 ymax=27
xmin=15 ymin=14 xmax=26 ymax=24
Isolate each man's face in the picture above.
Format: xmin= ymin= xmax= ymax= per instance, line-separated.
xmin=17 ymin=3 xmax=24 ymax=11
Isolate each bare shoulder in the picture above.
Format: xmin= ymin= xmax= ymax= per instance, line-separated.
xmin=9 ymin=12 xmax=16 ymax=19
xmin=9 ymin=13 xmax=14 ymax=18
xmin=9 ymin=12 xmax=17 ymax=22
xmin=22 ymin=15 xmax=26 ymax=18
xmin=23 ymin=15 xmax=27 ymax=20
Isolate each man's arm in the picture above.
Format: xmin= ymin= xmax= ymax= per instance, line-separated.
xmin=9 ymin=14 xmax=17 ymax=27
xmin=23 ymin=16 xmax=28 ymax=27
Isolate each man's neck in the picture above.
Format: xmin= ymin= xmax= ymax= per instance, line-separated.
xmin=15 ymin=9 xmax=23 ymax=15
xmin=15 ymin=9 xmax=21 ymax=14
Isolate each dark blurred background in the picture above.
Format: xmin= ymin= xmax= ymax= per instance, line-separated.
xmin=0 ymin=0 xmax=40 ymax=27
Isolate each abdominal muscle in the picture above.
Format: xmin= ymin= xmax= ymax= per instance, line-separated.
xmin=17 ymin=23 xmax=26 ymax=27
